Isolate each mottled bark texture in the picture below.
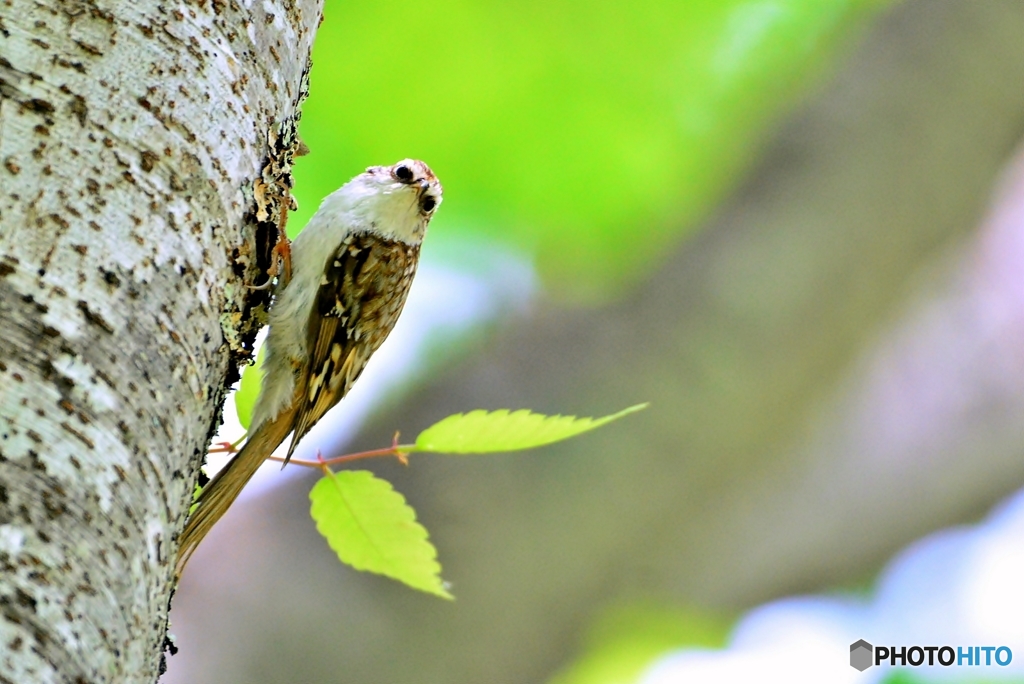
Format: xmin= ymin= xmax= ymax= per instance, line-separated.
xmin=0 ymin=1 xmax=320 ymax=681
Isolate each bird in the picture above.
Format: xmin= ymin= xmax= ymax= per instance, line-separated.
xmin=176 ymin=159 xmax=442 ymax=576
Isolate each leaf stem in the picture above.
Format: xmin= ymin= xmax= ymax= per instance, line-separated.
xmin=208 ymin=433 xmax=248 ymax=454
xmin=315 ymin=450 xmax=331 ymax=477
xmin=269 ymin=443 xmax=416 ymax=469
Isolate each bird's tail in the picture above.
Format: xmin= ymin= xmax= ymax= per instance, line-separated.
xmin=175 ymin=404 xmax=297 ymax=577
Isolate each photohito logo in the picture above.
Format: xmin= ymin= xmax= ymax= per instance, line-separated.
xmin=850 ymin=640 xmax=1012 ymax=672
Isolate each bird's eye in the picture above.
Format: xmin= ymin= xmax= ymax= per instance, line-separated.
xmin=394 ymin=165 xmax=413 ymax=182
xmin=421 ymin=196 xmax=436 ymax=213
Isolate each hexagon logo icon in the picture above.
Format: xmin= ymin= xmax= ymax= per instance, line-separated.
xmin=850 ymin=640 xmax=873 ymax=671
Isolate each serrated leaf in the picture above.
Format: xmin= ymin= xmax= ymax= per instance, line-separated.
xmin=413 ymin=404 xmax=648 ymax=454
xmin=234 ymin=347 xmax=265 ymax=430
xmin=310 ymin=470 xmax=451 ymax=599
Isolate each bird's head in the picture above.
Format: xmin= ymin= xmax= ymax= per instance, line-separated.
xmin=342 ymin=159 xmax=442 ymax=244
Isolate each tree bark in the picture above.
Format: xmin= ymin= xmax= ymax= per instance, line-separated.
xmin=0 ymin=1 xmax=320 ymax=681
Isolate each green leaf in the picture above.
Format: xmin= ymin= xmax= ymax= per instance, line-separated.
xmin=548 ymin=603 xmax=732 ymax=684
xmin=234 ymin=347 xmax=264 ymax=430
xmin=310 ymin=470 xmax=451 ymax=599
xmin=189 ymin=483 xmax=202 ymax=515
xmin=413 ymin=404 xmax=648 ymax=454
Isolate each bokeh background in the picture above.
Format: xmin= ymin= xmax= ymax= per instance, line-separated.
xmin=166 ymin=1 xmax=1024 ymax=682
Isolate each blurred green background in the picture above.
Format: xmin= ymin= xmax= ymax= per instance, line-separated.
xmin=169 ymin=1 xmax=1024 ymax=683
xmin=293 ymin=0 xmax=887 ymax=301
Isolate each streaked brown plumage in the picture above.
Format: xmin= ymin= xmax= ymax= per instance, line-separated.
xmin=288 ymin=233 xmax=420 ymax=461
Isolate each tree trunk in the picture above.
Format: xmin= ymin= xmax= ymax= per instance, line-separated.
xmin=0 ymin=1 xmax=321 ymax=680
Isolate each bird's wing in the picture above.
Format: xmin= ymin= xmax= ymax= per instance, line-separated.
xmin=284 ymin=232 xmax=419 ymax=463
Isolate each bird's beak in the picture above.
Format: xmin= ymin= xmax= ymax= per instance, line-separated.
xmin=418 ymin=179 xmax=430 ymax=192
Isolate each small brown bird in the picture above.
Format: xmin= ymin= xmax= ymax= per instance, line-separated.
xmin=176 ymin=160 xmax=442 ymax=575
